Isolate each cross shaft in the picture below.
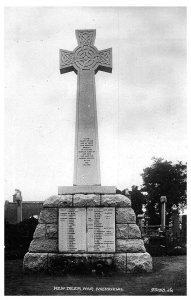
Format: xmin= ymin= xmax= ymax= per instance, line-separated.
xmin=60 ymin=30 xmax=112 ymax=186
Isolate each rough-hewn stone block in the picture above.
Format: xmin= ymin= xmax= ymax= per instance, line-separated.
xmin=116 ymin=239 xmax=146 ymax=253
xmin=126 ymin=253 xmax=152 ymax=273
xmin=47 ymin=253 xmax=67 ymax=273
xmin=113 ymin=253 xmax=126 ymax=273
xmin=29 ymin=239 xmax=58 ymax=253
xmin=23 ymin=252 xmax=48 ymax=272
xmin=43 ymin=195 xmax=60 ymax=207
xmin=39 ymin=208 xmax=58 ymax=224
xmin=101 ymin=194 xmax=131 ymax=207
xmin=116 ymin=224 xmax=141 ymax=239
xmin=23 ymin=252 xmax=152 ymax=274
xmin=58 ymin=195 xmax=73 ymax=207
xmin=46 ymin=224 xmax=58 ymax=239
xmin=33 ymin=224 xmax=46 ymax=239
xmin=47 ymin=253 xmax=114 ymax=273
xmin=73 ymin=194 xmax=100 ymax=206
xmin=116 ymin=208 xmax=136 ymax=224
xmin=43 ymin=195 xmax=72 ymax=207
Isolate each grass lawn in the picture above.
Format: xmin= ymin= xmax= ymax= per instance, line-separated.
xmin=5 ymin=255 xmax=186 ymax=296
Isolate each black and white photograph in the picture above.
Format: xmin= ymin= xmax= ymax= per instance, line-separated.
xmin=3 ymin=3 xmax=187 ymax=296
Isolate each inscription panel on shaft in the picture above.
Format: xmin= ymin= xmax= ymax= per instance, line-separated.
xmin=87 ymin=207 xmax=115 ymax=252
xmin=78 ymin=138 xmax=95 ymax=167
xmin=59 ymin=208 xmax=86 ymax=252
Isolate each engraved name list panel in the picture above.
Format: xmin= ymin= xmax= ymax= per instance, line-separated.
xmin=59 ymin=207 xmax=115 ymax=253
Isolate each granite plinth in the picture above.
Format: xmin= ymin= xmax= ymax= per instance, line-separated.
xmin=23 ymin=193 xmax=152 ymax=273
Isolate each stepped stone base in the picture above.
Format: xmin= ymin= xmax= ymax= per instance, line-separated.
xmin=23 ymin=252 xmax=152 ymax=273
xmin=23 ymin=193 xmax=152 ymax=274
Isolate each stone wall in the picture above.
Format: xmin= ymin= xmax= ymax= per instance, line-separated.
xmin=23 ymin=194 xmax=152 ymax=273
xmin=4 ymin=202 xmax=18 ymax=224
xmin=4 ymin=201 xmax=43 ymax=224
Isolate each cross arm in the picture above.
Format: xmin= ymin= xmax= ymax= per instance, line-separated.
xmin=96 ymin=48 xmax=112 ymax=73
xmin=59 ymin=49 xmax=76 ymax=74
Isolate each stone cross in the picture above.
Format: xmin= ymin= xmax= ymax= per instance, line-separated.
xmin=59 ymin=30 xmax=115 ymax=194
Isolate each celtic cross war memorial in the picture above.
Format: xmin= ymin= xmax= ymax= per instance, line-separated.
xmin=59 ymin=29 xmax=115 ymax=193
xmin=23 ymin=30 xmax=152 ymax=274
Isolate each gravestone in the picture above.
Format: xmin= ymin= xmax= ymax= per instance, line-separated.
xmin=171 ymin=205 xmax=180 ymax=238
xmin=13 ymin=189 xmax=22 ymax=223
xmin=160 ymin=196 xmax=167 ymax=231
xmin=137 ymin=214 xmax=145 ymax=234
xmin=23 ymin=30 xmax=152 ymax=274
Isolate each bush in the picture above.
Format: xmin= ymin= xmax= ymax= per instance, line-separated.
xmin=5 ymin=217 xmax=38 ymax=259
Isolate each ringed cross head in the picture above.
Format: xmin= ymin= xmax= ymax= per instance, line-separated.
xmin=59 ymin=30 xmax=112 ymax=74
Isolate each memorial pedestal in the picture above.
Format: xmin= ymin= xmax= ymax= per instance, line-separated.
xmin=23 ymin=193 xmax=152 ymax=273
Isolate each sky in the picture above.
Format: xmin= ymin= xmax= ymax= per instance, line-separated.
xmin=4 ymin=6 xmax=187 ymax=202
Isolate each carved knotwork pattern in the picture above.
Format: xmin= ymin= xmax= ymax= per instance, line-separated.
xmin=74 ymin=46 xmax=99 ymax=70
xmin=60 ymin=31 xmax=112 ymax=72
xmin=60 ymin=51 xmax=74 ymax=66
xmin=78 ymin=31 xmax=95 ymax=47
xmin=99 ymin=49 xmax=112 ymax=66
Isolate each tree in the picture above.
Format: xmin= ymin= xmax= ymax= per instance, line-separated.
xmin=128 ymin=185 xmax=146 ymax=216
xmin=141 ymin=157 xmax=187 ymax=225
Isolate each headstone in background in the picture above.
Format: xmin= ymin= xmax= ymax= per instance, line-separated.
xmin=160 ymin=196 xmax=167 ymax=231
xmin=13 ymin=189 xmax=22 ymax=203
xmin=137 ymin=214 xmax=144 ymax=234
xmin=12 ymin=189 xmax=22 ymax=223
xmin=171 ymin=204 xmax=180 ymax=238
